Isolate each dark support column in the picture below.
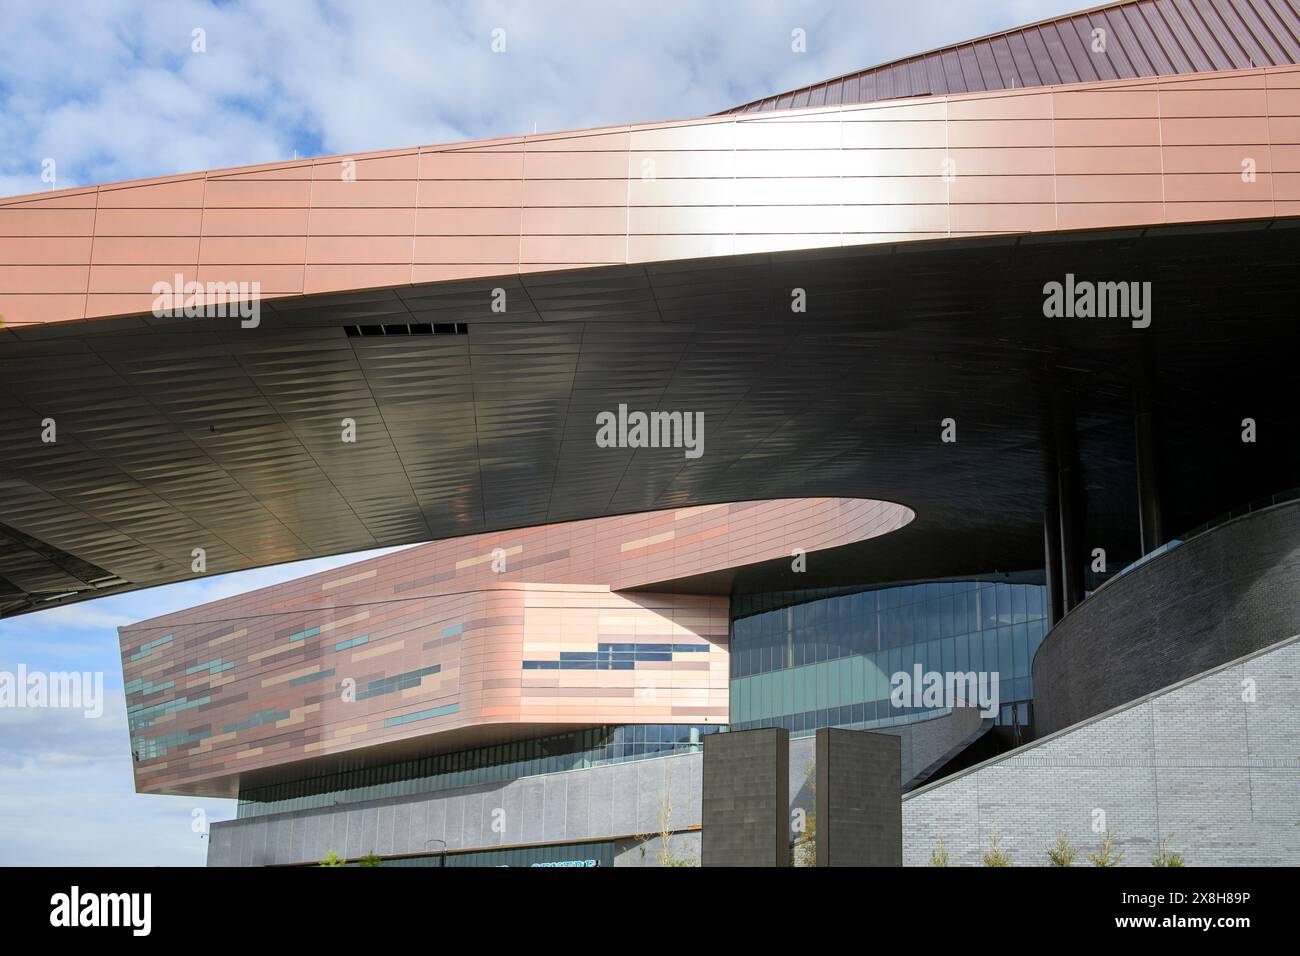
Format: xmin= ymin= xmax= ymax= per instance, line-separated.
xmin=1043 ymin=483 xmax=1064 ymax=626
xmin=1058 ymin=462 xmax=1085 ymax=612
xmin=1045 ymin=374 xmax=1086 ymax=617
xmin=1135 ymin=408 xmax=1163 ymax=555
xmin=814 ymin=728 xmax=901 ymax=867
xmin=702 ymin=728 xmax=789 ymax=867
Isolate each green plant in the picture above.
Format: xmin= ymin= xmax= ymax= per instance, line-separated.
xmin=634 ymin=768 xmax=698 ymax=867
xmin=982 ymin=833 xmax=1012 ymax=867
xmin=1046 ymin=833 xmax=1078 ymax=867
xmin=929 ymin=835 xmax=949 ymax=867
xmin=359 ymin=852 xmax=383 ymax=867
xmin=1152 ymin=835 xmax=1184 ymax=867
xmin=792 ymin=761 xmax=817 ymax=867
xmin=318 ymin=850 xmax=345 ymax=867
xmin=1088 ymin=831 xmax=1125 ymax=867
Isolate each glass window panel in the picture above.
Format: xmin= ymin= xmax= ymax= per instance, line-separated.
xmin=1026 ymin=585 xmax=1043 ymax=619
xmin=996 ymin=585 xmax=1012 ymax=626
xmin=981 ymin=585 xmax=997 ymax=629
xmin=998 ymin=627 xmax=1013 ymax=676
xmin=1013 ymin=623 xmax=1029 ymax=680
xmin=955 ymin=633 xmax=969 ymax=673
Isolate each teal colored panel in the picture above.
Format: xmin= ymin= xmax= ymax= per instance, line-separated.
xmin=289 ymin=668 xmax=336 ymax=687
xmin=383 ymin=703 xmax=460 ymax=728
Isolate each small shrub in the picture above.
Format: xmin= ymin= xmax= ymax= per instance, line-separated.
xmin=318 ymin=850 xmax=345 ymax=867
xmin=1088 ymin=831 xmax=1125 ymax=867
xmin=359 ymin=852 xmax=383 ymax=867
xmin=929 ymin=835 xmax=949 ymax=867
xmin=1047 ymin=833 xmax=1078 ymax=867
xmin=1152 ymin=835 xmax=1184 ymax=867
xmin=982 ymin=833 xmax=1012 ymax=867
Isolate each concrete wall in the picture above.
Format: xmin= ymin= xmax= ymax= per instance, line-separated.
xmin=1034 ymin=500 xmax=1300 ymax=736
xmin=904 ymin=634 xmax=1300 ymax=867
xmin=208 ymin=749 xmax=702 ymax=867
xmin=209 ymin=704 xmax=986 ymax=866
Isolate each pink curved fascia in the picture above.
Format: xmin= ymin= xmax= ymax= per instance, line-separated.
xmin=5 ymin=66 xmax=1300 ymax=329
xmin=118 ymin=497 xmax=911 ymax=796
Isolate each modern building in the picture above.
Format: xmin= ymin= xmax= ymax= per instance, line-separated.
xmin=3 ymin=0 xmax=1300 ymax=864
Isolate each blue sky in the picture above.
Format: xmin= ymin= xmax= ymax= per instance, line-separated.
xmin=0 ymin=0 xmax=1085 ymax=865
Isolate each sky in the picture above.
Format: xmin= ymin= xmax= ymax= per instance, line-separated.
xmin=0 ymin=0 xmax=1087 ymax=865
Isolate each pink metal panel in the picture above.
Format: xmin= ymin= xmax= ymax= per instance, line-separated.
xmin=1 ymin=64 xmax=1299 ymax=329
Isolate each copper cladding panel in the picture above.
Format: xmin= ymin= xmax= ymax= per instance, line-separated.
xmin=3 ymin=66 xmax=1300 ymax=327
xmin=119 ymin=498 xmax=911 ymax=796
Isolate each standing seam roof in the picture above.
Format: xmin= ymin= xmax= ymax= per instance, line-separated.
xmin=721 ymin=0 xmax=1300 ymax=113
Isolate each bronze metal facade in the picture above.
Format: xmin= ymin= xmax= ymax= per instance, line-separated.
xmin=4 ymin=65 xmax=1300 ymax=330
xmin=120 ymin=498 xmax=910 ymax=796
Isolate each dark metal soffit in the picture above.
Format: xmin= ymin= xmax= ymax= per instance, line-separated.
xmin=1 ymin=218 xmax=1299 ymax=620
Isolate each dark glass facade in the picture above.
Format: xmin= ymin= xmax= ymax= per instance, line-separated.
xmin=236 ymin=723 xmax=721 ymax=818
xmin=380 ymin=840 xmax=618 ymax=868
xmin=729 ymin=578 xmax=1047 ymax=734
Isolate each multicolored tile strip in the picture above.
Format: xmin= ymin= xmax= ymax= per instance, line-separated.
xmin=119 ymin=497 xmax=911 ymax=797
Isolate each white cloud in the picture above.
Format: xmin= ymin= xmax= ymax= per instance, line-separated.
xmin=0 ymin=0 xmax=1087 ymax=196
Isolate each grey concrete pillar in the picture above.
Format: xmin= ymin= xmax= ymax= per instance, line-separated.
xmin=814 ymin=728 xmax=902 ymax=867
xmin=701 ymin=728 xmax=789 ymax=867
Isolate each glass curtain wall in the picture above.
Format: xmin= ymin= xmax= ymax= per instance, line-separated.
xmin=730 ymin=579 xmax=1047 ymax=734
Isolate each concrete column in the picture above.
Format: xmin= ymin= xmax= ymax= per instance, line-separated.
xmin=814 ymin=728 xmax=902 ymax=867
xmin=701 ymin=728 xmax=789 ymax=867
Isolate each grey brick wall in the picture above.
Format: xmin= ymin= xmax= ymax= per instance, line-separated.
xmin=1034 ymin=500 xmax=1300 ymax=736
xmin=209 ymin=702 xmax=985 ymax=866
xmin=903 ymin=634 xmax=1300 ymax=866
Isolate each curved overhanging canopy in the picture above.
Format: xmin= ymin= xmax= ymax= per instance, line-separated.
xmin=2 ymin=61 xmax=1300 ymax=617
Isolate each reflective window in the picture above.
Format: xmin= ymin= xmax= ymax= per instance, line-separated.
xmin=236 ymin=723 xmax=720 ymax=818
xmin=730 ymin=578 xmax=1047 ymax=734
